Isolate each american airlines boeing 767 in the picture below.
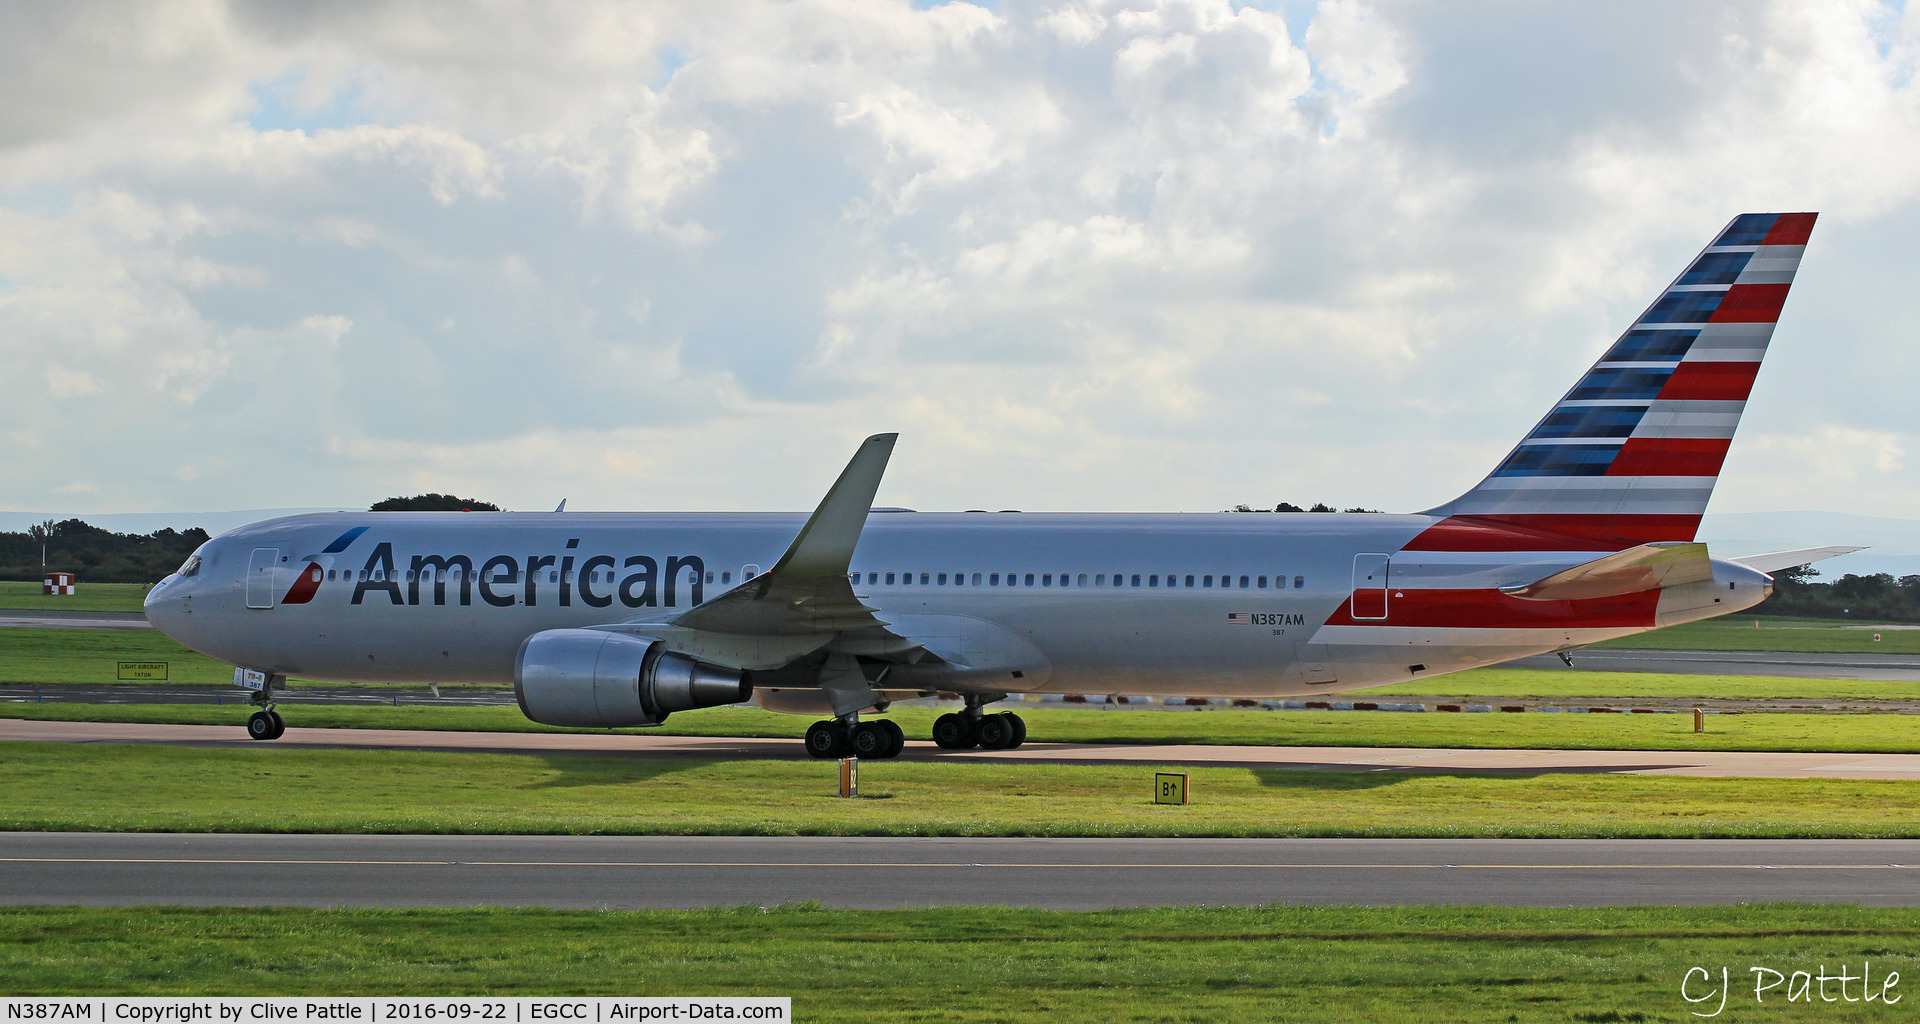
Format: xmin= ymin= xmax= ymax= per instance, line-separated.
xmin=145 ymin=212 xmax=1856 ymax=758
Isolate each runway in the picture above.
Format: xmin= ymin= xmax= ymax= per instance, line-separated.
xmin=0 ymin=609 xmax=152 ymax=630
xmin=4 ymin=833 xmax=1919 ymax=908
xmin=10 ymin=717 xmax=1920 ymax=778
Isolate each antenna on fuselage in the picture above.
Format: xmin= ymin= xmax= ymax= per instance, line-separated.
xmin=553 ymin=499 xmax=567 ymax=513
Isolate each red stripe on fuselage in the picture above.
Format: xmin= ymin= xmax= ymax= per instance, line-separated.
xmin=281 ymin=562 xmax=323 ymax=605
xmin=1401 ymin=514 xmax=1699 ymax=552
xmin=1761 ymin=212 xmax=1817 ymax=246
xmin=1708 ymin=284 xmax=1789 ymax=323
xmin=1605 ymin=437 xmax=1732 ymax=477
xmin=1323 ymin=587 xmax=1662 ymax=630
xmin=1656 ymin=361 xmax=1760 ymax=402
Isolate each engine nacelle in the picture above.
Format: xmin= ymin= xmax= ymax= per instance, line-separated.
xmin=514 ymin=629 xmax=751 ymax=728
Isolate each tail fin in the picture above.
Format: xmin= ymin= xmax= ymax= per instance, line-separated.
xmin=1419 ymin=212 xmax=1816 ymax=550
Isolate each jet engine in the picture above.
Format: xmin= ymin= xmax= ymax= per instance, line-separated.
xmin=514 ymin=629 xmax=750 ymax=728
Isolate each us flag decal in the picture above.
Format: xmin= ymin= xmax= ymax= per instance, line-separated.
xmin=1227 ymin=613 xmax=1249 ymax=625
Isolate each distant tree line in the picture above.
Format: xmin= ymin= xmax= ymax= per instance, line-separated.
xmin=1760 ymin=566 xmax=1920 ymax=622
xmin=0 ymin=520 xmax=209 ymax=584
xmin=1229 ymin=503 xmax=1382 ymax=513
xmin=2 ymin=495 xmax=502 ymax=584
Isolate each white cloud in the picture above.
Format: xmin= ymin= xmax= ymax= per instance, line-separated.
xmin=0 ymin=0 xmax=1916 ymax=526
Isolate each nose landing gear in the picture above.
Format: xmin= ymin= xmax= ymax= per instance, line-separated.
xmin=242 ymin=671 xmax=287 ymax=740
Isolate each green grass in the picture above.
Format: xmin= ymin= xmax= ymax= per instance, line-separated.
xmin=6 ymin=742 xmax=1920 ymax=838
xmin=17 ymin=699 xmax=1920 ymax=753
xmin=5 ymin=904 xmax=1915 ymax=1021
xmin=0 ymin=580 xmax=150 ymax=613
xmin=1352 ymin=666 xmax=1920 ymax=701
xmin=1599 ymin=614 xmax=1920 ymax=653
xmin=0 ymin=628 xmax=240 ymax=685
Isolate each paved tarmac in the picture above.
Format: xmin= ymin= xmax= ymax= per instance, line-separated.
xmin=10 ymin=717 xmax=1920 ymax=778
xmin=4 ymin=833 xmax=1918 ymax=908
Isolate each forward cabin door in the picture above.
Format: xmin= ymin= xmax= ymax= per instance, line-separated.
xmin=1350 ymin=553 xmax=1390 ymax=621
xmin=246 ymin=547 xmax=280 ymax=610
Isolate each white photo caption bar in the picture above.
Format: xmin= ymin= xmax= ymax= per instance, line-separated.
xmin=2 ymin=999 xmax=788 ymax=1023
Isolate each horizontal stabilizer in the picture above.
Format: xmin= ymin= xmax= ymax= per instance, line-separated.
xmin=1727 ymin=545 xmax=1866 ymax=574
xmin=1499 ymin=541 xmax=1712 ymax=602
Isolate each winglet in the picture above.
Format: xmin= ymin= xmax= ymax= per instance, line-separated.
xmin=770 ymin=433 xmax=898 ymax=578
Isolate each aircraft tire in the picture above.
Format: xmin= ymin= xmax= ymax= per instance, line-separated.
xmin=1005 ymin=712 xmax=1026 ymax=749
xmin=976 ymin=714 xmax=1016 ymax=750
xmin=804 ymin=720 xmax=846 ymax=759
xmin=877 ymin=719 xmax=905 ymax=758
xmin=931 ymin=713 xmax=975 ymax=749
xmin=246 ymin=712 xmax=277 ymax=741
xmin=268 ymin=711 xmax=286 ymax=739
xmin=849 ymin=722 xmax=891 ymax=758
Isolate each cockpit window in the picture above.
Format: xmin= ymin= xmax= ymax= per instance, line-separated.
xmin=177 ymin=554 xmax=203 ymax=578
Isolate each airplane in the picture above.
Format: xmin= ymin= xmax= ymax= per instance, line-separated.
xmin=144 ymin=211 xmax=1859 ymax=758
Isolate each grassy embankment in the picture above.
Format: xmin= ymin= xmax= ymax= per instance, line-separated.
xmin=4 ymin=904 xmax=1917 ymax=1022
xmin=7 ymin=906 xmax=1912 ymax=1014
xmin=6 ymin=741 xmax=1920 ymax=837
xmin=0 ymin=580 xmax=150 ymax=613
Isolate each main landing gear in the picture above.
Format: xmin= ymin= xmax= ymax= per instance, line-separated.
xmin=803 ymin=716 xmax=905 ymax=759
xmin=932 ymin=694 xmax=1026 ymax=751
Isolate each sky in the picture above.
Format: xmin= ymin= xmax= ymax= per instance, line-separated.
xmin=2 ymin=0 xmax=1917 ymax=520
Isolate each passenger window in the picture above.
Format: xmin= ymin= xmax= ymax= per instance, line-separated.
xmin=1095 ymin=574 xmax=1105 ymax=586
xmin=1024 ymin=573 xmax=1035 ymax=586
xmin=938 ymin=573 xmax=948 ymax=585
xmin=722 ymin=571 xmax=732 ymax=584
xmin=886 ymin=572 xmax=896 ymax=585
xmin=920 ymin=573 xmax=929 ymax=585
xmin=1149 ymin=575 xmax=1159 ymax=587
xmin=1185 ymin=574 xmax=1195 ymax=588
xmin=326 ymin=569 xmax=336 ymax=581
xmin=1240 ymin=575 xmax=1249 ymax=588
xmin=1295 ymin=575 xmax=1305 ymax=589
xmin=1258 ymin=575 xmax=1267 ymax=589
xmin=902 ymin=573 xmax=912 ymax=586
xmin=1131 ymin=574 xmax=1141 ymax=587
xmin=1203 ymin=575 xmax=1213 ymax=588
xmin=705 ymin=571 xmax=714 ymax=584
xmin=1042 ymin=573 xmax=1052 ymax=587
xmin=990 ymin=573 xmax=999 ymax=585
xmin=972 ymin=573 xmax=982 ymax=585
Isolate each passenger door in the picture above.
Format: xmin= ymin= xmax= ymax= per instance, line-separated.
xmin=1350 ymin=553 xmax=1389 ymax=621
xmin=246 ymin=547 xmax=280 ymax=610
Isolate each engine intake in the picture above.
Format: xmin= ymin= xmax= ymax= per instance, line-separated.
xmin=514 ymin=629 xmax=750 ymax=728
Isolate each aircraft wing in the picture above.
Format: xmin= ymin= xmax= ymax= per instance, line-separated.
xmin=1498 ymin=541 xmax=1713 ymax=602
xmin=594 ymin=433 xmax=932 ymax=671
xmin=1727 ymin=546 xmax=1867 ymax=574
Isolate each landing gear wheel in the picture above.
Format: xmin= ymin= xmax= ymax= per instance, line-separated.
xmin=878 ymin=719 xmax=905 ymax=758
xmin=849 ymin=722 xmax=892 ymax=758
xmin=1005 ymin=712 xmax=1026 ymax=749
xmin=804 ymin=720 xmax=847 ymax=759
xmin=268 ymin=710 xmax=286 ymax=739
xmin=247 ymin=711 xmax=278 ymax=741
xmin=932 ymin=713 xmax=976 ymax=749
xmin=976 ymin=713 xmax=1017 ymax=750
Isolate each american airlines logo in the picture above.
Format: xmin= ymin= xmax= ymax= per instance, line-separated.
xmin=341 ymin=539 xmax=709 ymax=609
xmin=1230 ymin=612 xmax=1305 ymax=626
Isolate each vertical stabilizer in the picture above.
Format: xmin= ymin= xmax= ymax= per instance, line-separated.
xmin=1418 ymin=212 xmax=1816 ymax=550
